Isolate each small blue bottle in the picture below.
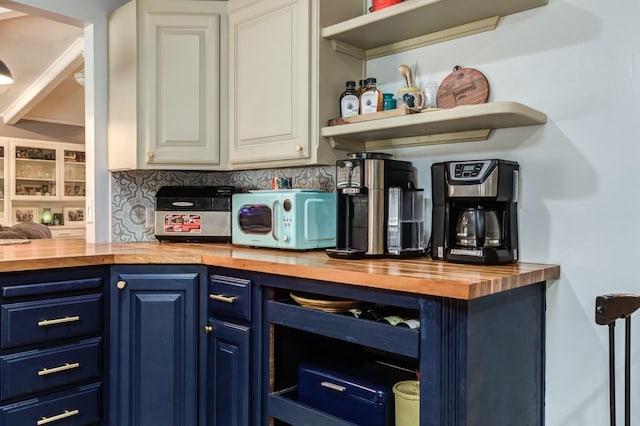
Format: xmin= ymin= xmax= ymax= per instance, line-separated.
xmin=383 ymin=93 xmax=396 ymax=110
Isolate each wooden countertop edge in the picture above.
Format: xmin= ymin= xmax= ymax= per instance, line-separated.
xmin=201 ymin=254 xmax=561 ymax=300
xmin=0 ymin=255 xmax=116 ymax=273
xmin=0 ymin=241 xmax=561 ymax=300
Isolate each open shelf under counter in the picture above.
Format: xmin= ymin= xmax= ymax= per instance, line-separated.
xmin=321 ymin=101 xmax=547 ymax=150
xmin=322 ymin=0 xmax=548 ymax=58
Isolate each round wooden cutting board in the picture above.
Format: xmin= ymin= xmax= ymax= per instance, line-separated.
xmin=436 ymin=66 xmax=490 ymax=108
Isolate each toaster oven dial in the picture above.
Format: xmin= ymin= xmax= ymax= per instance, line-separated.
xmin=283 ymin=234 xmax=290 ymax=242
xmin=283 ymin=198 xmax=292 ymax=212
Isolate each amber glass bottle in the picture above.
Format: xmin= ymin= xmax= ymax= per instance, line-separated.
xmin=360 ymin=77 xmax=383 ymax=114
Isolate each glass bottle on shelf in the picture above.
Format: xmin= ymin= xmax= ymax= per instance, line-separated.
xmin=339 ymin=80 xmax=359 ymax=118
xmin=360 ymin=77 xmax=384 ymax=114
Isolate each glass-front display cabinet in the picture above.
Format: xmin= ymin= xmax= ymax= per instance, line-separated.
xmin=7 ymin=140 xmax=86 ymax=235
xmin=63 ymin=149 xmax=86 ymax=200
xmin=12 ymin=143 xmax=58 ymax=200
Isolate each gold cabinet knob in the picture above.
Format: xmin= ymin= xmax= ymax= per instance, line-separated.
xmin=116 ymin=280 xmax=127 ymax=290
xmin=147 ymin=151 xmax=154 ymax=158
xmin=295 ymin=144 xmax=303 ymax=152
xmin=202 ymin=325 xmax=213 ymax=334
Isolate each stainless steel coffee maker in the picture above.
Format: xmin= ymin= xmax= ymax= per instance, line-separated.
xmin=326 ymin=152 xmax=415 ymax=259
xmin=430 ymin=159 xmax=519 ymax=264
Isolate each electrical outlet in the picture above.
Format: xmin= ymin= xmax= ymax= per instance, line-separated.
xmin=86 ymin=199 xmax=94 ymax=223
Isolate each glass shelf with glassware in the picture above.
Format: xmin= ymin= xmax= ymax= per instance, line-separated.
xmin=62 ymin=149 xmax=86 ymax=199
xmin=13 ymin=144 xmax=57 ymax=201
xmin=14 ymin=179 xmax=57 ymax=198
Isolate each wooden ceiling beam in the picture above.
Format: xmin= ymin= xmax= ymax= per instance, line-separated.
xmin=1 ymin=37 xmax=83 ymax=125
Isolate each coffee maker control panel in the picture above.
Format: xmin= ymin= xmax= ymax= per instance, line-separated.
xmin=450 ymin=160 xmax=493 ymax=181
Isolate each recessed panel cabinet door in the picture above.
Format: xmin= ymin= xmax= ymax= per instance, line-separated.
xmin=110 ymin=268 xmax=202 ymax=426
xmin=207 ymin=318 xmax=250 ymax=426
xmin=142 ymin=3 xmax=223 ymax=166
xmin=229 ymin=0 xmax=310 ymax=164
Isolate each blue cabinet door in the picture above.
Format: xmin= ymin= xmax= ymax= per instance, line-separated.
xmin=110 ymin=266 xmax=206 ymax=426
xmin=207 ymin=317 xmax=250 ymax=426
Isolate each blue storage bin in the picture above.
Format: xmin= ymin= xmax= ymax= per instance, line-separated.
xmin=298 ymin=361 xmax=406 ymax=426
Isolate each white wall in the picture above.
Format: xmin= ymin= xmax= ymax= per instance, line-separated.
xmin=368 ymin=1 xmax=640 ymax=425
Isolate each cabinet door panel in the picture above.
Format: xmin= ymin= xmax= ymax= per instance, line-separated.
xmin=229 ymin=0 xmax=310 ymax=164
xmin=143 ymin=10 xmax=221 ymax=166
xmin=111 ymin=270 xmax=200 ymax=426
xmin=208 ymin=318 xmax=250 ymax=426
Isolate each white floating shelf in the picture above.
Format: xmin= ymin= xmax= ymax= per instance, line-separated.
xmin=322 ymin=0 xmax=548 ymax=56
xmin=321 ymin=102 xmax=547 ymax=149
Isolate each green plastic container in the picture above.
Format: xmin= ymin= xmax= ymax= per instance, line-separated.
xmin=392 ymin=380 xmax=420 ymax=425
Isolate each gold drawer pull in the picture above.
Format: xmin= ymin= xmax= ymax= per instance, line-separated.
xmin=38 ymin=316 xmax=80 ymax=327
xmin=209 ymin=294 xmax=236 ymax=304
xmin=37 ymin=409 xmax=80 ymax=425
xmin=38 ymin=362 xmax=80 ymax=376
xmin=321 ymin=381 xmax=346 ymax=392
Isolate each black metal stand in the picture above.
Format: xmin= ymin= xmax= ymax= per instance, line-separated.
xmin=595 ymin=294 xmax=640 ymax=426
xmin=608 ymin=322 xmax=616 ymax=426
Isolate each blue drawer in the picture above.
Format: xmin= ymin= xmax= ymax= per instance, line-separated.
xmin=0 ymin=382 xmax=101 ymax=425
xmin=1 ymin=294 xmax=102 ymax=349
xmin=208 ymin=274 xmax=251 ymax=321
xmin=0 ymin=337 xmax=102 ymax=400
xmin=298 ymin=361 xmax=410 ymax=426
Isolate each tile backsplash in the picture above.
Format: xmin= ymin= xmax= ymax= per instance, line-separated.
xmin=111 ymin=167 xmax=336 ymax=242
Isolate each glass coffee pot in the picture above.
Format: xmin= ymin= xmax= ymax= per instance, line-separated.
xmin=455 ymin=207 xmax=502 ymax=248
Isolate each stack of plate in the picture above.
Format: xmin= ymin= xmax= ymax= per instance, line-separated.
xmin=290 ymin=292 xmax=360 ymax=313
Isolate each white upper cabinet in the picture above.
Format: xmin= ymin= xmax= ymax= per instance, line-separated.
xmin=227 ymin=0 xmax=363 ymax=169
xmin=108 ymin=0 xmax=228 ymax=170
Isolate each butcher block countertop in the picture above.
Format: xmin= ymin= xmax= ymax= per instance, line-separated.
xmin=0 ymin=239 xmax=560 ymax=300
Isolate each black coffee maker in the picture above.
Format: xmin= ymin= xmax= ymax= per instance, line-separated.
xmin=326 ymin=152 xmax=414 ymax=259
xmin=431 ymin=159 xmax=519 ymax=264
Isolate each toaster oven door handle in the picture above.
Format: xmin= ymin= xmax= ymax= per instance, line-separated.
xmin=271 ymin=200 xmax=279 ymax=241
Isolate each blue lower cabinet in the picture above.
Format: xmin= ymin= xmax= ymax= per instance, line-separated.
xmin=206 ymin=269 xmax=257 ymax=426
xmin=0 ymin=267 xmax=109 ymax=425
xmin=110 ymin=265 xmax=206 ymax=426
xmin=0 ymin=382 xmax=102 ymax=425
xmin=207 ymin=318 xmax=250 ymax=426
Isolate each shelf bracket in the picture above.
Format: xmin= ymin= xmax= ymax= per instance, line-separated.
xmin=364 ymin=129 xmax=493 ymax=149
xmin=330 ymin=40 xmax=366 ymax=60
xmin=326 ymin=136 xmax=366 ymax=151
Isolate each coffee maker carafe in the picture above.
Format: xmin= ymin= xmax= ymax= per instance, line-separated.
xmin=326 ymin=152 xmax=415 ymax=259
xmin=455 ymin=207 xmax=502 ymax=248
xmin=431 ymin=159 xmax=519 ymax=264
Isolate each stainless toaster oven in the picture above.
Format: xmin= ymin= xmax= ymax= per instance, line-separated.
xmin=155 ymin=186 xmax=234 ymax=242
